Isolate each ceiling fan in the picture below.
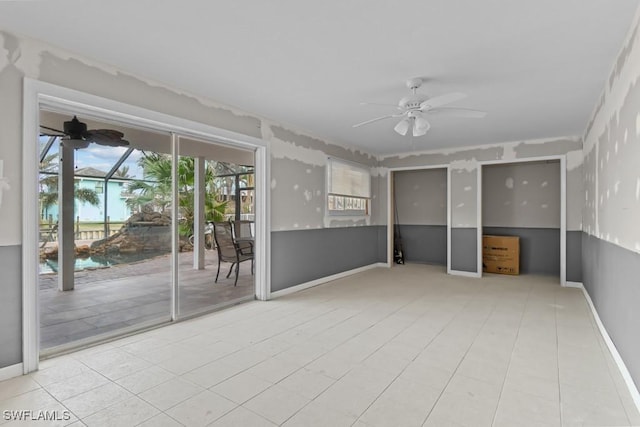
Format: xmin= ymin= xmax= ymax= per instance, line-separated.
xmin=40 ymin=116 xmax=130 ymax=149
xmin=353 ymin=78 xmax=486 ymax=137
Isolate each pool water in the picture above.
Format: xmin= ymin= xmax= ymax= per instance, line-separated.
xmin=40 ymin=257 xmax=112 ymax=274
xmin=39 ymin=251 xmax=169 ymax=274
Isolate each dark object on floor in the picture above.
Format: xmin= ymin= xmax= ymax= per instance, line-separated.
xmin=393 ymin=177 xmax=405 ymax=265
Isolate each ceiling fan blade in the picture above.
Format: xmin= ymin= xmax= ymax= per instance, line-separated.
xmin=86 ymin=129 xmax=125 ymax=139
xmin=360 ymin=102 xmax=403 ymax=110
xmin=40 ymin=125 xmax=65 ymax=135
xmin=93 ymin=139 xmax=130 ymax=147
xmin=428 ymin=107 xmax=487 ymax=118
xmin=353 ymin=114 xmax=402 ymax=128
xmin=419 ymin=92 xmax=467 ymax=110
xmin=86 ymin=129 xmax=129 ymax=146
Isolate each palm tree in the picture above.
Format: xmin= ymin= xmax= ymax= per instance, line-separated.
xmin=126 ymin=153 xmax=227 ymax=236
xmin=114 ymin=165 xmax=131 ymax=178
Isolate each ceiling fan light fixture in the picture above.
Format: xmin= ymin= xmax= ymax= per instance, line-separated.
xmin=394 ymin=118 xmax=410 ymax=136
xmin=413 ymin=116 xmax=430 ymax=137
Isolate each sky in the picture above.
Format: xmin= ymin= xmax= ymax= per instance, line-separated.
xmin=40 ymin=136 xmax=145 ymax=179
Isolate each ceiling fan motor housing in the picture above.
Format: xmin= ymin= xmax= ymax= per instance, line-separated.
xmin=63 ymin=116 xmax=87 ymax=139
xmin=399 ymin=94 xmax=429 ymax=110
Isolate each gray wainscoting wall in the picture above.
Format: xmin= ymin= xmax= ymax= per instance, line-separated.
xmin=397 ymin=225 xmax=447 ymax=265
xmin=271 ymin=226 xmax=385 ymax=292
xmin=0 ymin=245 xmax=22 ymax=369
xmin=482 ymin=227 xmax=582 ymax=280
xmin=582 ymin=233 xmax=640 ymax=389
xmin=451 ymin=228 xmax=477 ymax=272
xmin=377 ymin=226 xmax=387 ymax=263
xmin=566 ymin=231 xmax=582 ymax=282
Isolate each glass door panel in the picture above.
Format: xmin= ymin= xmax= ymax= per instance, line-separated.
xmin=38 ymin=110 xmax=173 ymax=352
xmin=176 ymin=137 xmax=255 ymax=317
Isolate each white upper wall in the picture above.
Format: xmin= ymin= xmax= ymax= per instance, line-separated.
xmin=483 ymin=161 xmax=560 ymax=229
xmin=379 ymin=137 xmax=583 ymax=230
xmin=394 ymin=169 xmax=447 ymax=226
xmin=582 ymin=5 xmax=640 ymax=253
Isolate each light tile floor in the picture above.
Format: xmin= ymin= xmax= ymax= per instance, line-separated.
xmin=1 ymin=264 xmax=639 ymax=426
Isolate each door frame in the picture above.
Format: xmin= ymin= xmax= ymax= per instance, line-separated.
xmin=22 ymin=79 xmax=271 ymax=373
xmin=386 ymin=164 xmax=450 ymax=268
xmin=478 ymin=155 xmax=566 ymax=285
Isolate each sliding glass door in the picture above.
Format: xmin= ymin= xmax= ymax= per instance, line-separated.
xmin=176 ymin=137 xmax=255 ymax=318
xmin=37 ymin=109 xmax=258 ymax=355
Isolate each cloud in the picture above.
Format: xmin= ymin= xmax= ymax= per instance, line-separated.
xmin=76 ymin=147 xmax=144 ymax=177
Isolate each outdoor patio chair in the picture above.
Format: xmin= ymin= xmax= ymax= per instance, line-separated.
xmin=212 ymin=221 xmax=254 ymax=286
xmin=230 ymin=219 xmax=254 ymax=255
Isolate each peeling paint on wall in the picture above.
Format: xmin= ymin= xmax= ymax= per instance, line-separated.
xmin=394 ymin=169 xmax=447 ymax=226
xmin=582 ymin=10 xmax=640 ymax=254
xmin=609 ymin=21 xmax=639 ymax=91
xmin=0 ymin=33 xmax=9 ymax=72
xmin=39 ymin=53 xmax=262 ymax=139
xmin=380 ymin=136 xmax=582 ymax=232
xmin=268 ymin=123 xmax=376 ymax=167
xmin=1 ymin=32 xmax=34 ymax=76
xmin=505 ymin=178 xmax=514 ymax=189
xmin=271 ymin=158 xmax=326 ymax=231
xmin=566 ymin=150 xmax=583 ymax=171
xmin=483 ymin=162 xmax=560 ymax=228
xmin=0 ymin=32 xmax=26 ymax=245
xmin=370 ymin=167 xmax=388 ymax=177
xmin=382 ymin=136 xmax=579 ymax=163
xmin=0 ymin=160 xmax=9 ymax=207
xmin=264 ymin=125 xmax=327 ymax=167
xmin=450 ymin=159 xmax=478 ymax=172
xmin=1 ymin=29 xmax=390 ymax=243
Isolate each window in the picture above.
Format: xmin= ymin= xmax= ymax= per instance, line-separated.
xmin=94 ymin=181 xmax=104 ymax=194
xmin=327 ymin=157 xmax=371 ymax=215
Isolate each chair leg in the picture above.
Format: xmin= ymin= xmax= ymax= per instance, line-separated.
xmin=226 ymin=263 xmax=235 ymax=278
xmin=234 ymin=262 xmax=240 ymax=287
xmin=215 ymin=257 xmax=221 ymax=283
xmin=251 ymin=259 xmax=254 ymax=275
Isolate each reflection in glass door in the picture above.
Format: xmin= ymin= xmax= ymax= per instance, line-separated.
xmin=176 ymin=137 xmax=255 ymax=317
xmin=38 ymin=110 xmax=173 ymax=353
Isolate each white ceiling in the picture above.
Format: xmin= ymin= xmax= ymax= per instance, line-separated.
xmin=0 ymin=0 xmax=638 ymax=155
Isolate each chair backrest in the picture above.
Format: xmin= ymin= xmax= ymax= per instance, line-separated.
xmin=212 ymin=222 xmax=237 ymax=261
xmin=232 ymin=220 xmax=254 ymax=239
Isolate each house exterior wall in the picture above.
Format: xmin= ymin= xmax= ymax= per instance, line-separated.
xmin=581 ymin=6 xmax=640 ymax=390
xmin=44 ymin=179 xmax=131 ymax=222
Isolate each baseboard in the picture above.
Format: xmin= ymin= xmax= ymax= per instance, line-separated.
xmin=564 ymin=281 xmax=584 ymax=289
xmin=0 ymin=363 xmax=23 ymax=381
xmin=271 ymin=263 xmax=386 ymax=299
xmin=449 ymin=269 xmax=481 ymax=278
xmin=580 ymin=286 xmax=640 ymax=412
